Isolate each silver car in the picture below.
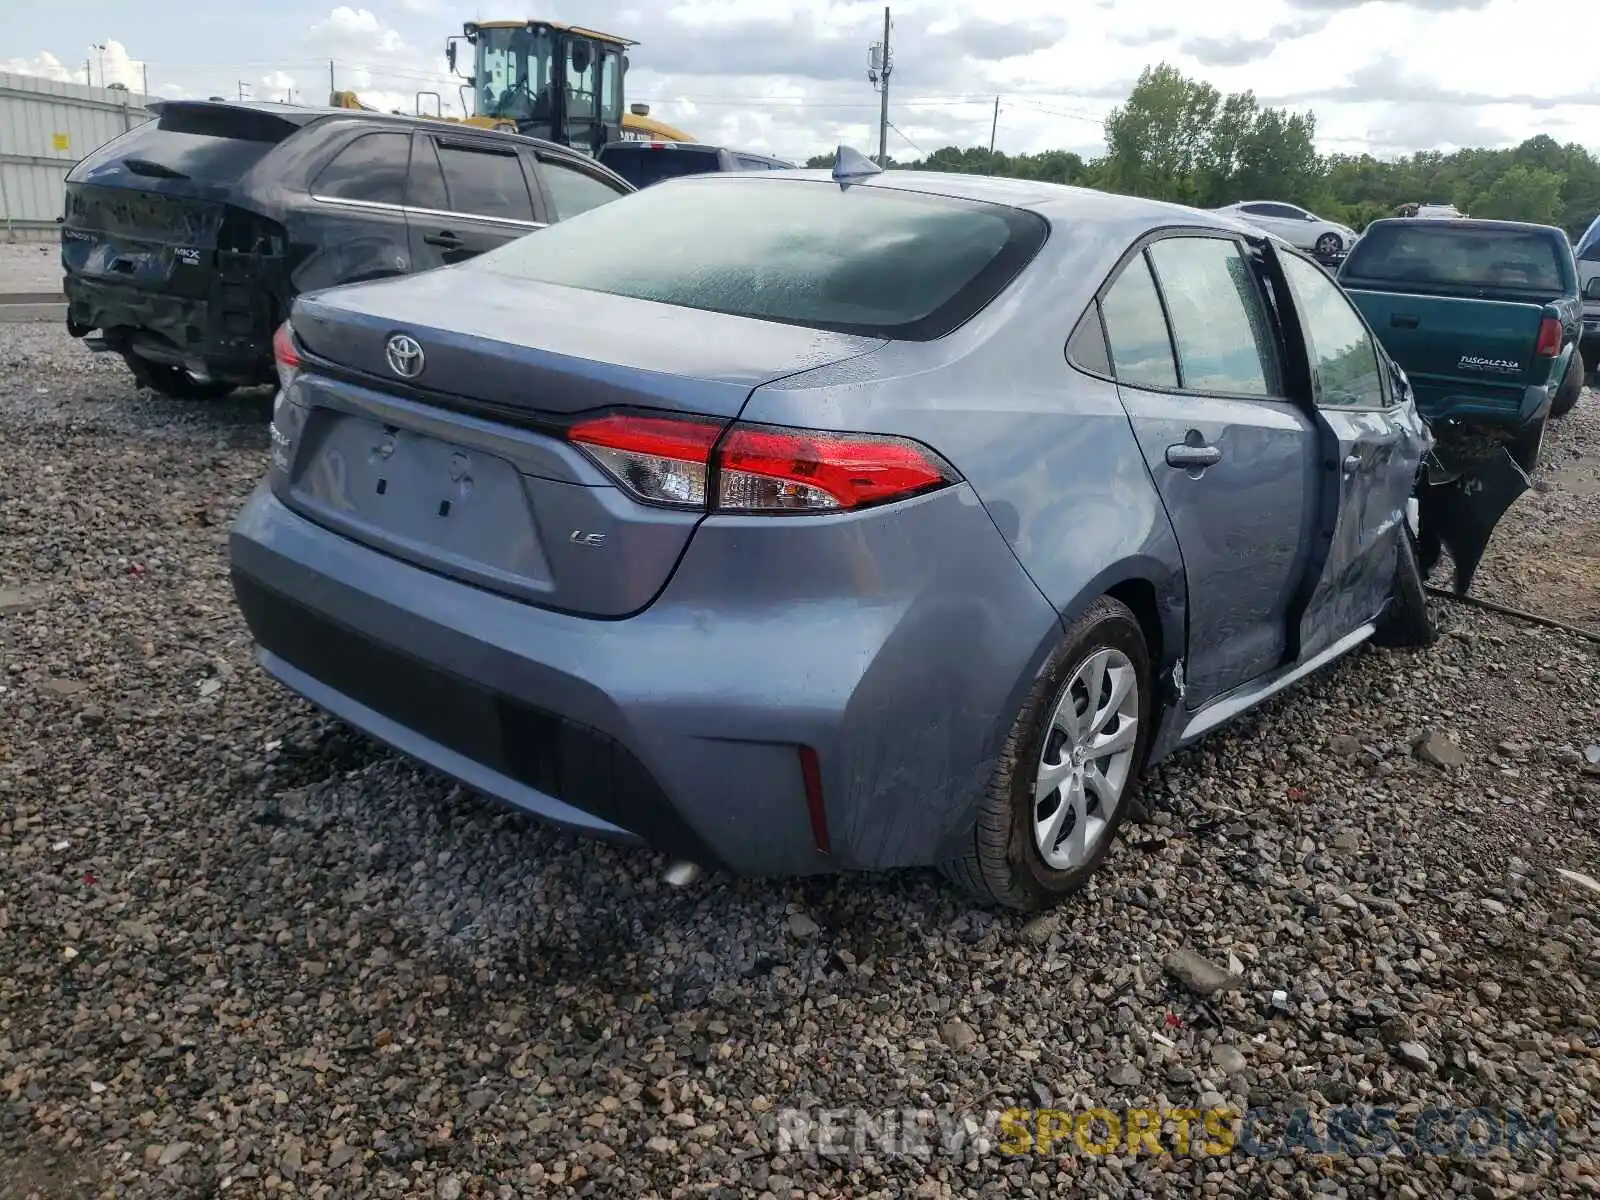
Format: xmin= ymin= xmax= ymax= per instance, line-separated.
xmin=1214 ymin=200 xmax=1358 ymax=259
xmin=231 ymin=156 xmax=1493 ymax=911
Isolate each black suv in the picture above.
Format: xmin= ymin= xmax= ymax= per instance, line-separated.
xmin=595 ymin=141 xmax=794 ymax=190
xmin=62 ymin=100 xmax=634 ymax=398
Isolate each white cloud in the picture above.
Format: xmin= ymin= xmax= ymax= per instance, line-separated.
xmin=260 ymin=70 xmax=297 ymax=103
xmin=3 ymin=2 xmax=1599 ymax=160
xmin=3 ymin=40 xmax=147 ymax=92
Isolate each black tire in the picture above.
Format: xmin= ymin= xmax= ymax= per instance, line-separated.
xmin=1373 ymin=527 xmax=1436 ymax=649
xmin=941 ymin=596 xmax=1153 ymax=912
xmin=1315 ymin=232 xmax=1343 ymax=258
xmin=122 ymin=352 xmax=237 ymax=401
xmin=1551 ymin=350 xmax=1583 ymax=419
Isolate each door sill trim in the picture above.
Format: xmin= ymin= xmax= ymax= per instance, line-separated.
xmin=1178 ymin=622 xmax=1375 ymax=745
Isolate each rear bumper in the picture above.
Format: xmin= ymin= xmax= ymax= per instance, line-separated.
xmin=64 ymin=274 xmax=275 ymax=384
xmin=1414 ymin=380 xmax=1552 ymax=433
xmin=228 ymin=481 xmax=1060 ymax=876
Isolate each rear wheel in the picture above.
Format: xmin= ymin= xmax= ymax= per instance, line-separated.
xmin=122 ymin=351 xmax=237 ymax=401
xmin=1551 ymin=350 xmax=1583 ymax=418
xmin=941 ymin=596 xmax=1152 ymax=912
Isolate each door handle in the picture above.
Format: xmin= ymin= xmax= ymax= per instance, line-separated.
xmin=1343 ymin=453 xmax=1363 ymax=474
xmin=422 ymin=231 xmax=463 ymax=247
xmin=1165 ymin=443 xmax=1222 ymax=469
xmin=1390 ymin=313 xmax=1419 ymax=328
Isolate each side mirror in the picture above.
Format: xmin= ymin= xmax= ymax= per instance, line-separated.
xmin=1585 ymin=277 xmax=1600 ymax=300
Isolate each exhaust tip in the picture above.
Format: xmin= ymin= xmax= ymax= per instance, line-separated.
xmin=662 ymin=860 xmax=704 ymax=887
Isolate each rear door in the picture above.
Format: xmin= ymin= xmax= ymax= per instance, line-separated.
xmin=1270 ymin=248 xmax=1427 ymax=659
xmin=405 ymin=133 xmax=542 ymax=270
xmin=1106 ymin=232 xmax=1319 ymax=709
xmin=301 ymin=128 xmax=413 ymax=287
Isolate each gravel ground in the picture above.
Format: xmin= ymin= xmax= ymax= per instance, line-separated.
xmin=1470 ymin=390 xmax=1600 ymax=634
xmin=1 ymin=326 xmax=1598 ymax=1200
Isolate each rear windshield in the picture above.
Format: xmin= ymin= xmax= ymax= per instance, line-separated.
xmin=468 ymin=176 xmax=1048 ymax=340
xmin=596 ymin=145 xmax=724 ymax=189
xmin=1342 ymin=223 xmax=1568 ymax=294
xmin=70 ymin=106 xmax=291 ymax=185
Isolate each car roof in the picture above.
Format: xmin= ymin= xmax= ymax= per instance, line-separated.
xmin=1365 ymin=216 xmax=1565 ymax=235
xmin=146 ymin=98 xmax=577 ymax=158
xmin=600 ymin=140 xmax=790 ymax=163
xmin=747 ymin=168 xmax=1261 ymax=237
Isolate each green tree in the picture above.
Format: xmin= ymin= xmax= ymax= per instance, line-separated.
xmin=1471 ymin=163 xmax=1563 ymax=224
xmin=789 ymin=62 xmax=1600 ymax=241
xmin=1101 ymin=63 xmax=1221 ymax=203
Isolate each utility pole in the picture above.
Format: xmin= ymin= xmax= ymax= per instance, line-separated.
xmin=83 ymin=60 xmax=91 ymax=86
xmin=237 ymin=80 xmax=249 ymax=101
xmin=866 ymin=7 xmax=892 ymax=166
xmin=989 ymin=96 xmax=999 ymax=155
xmin=329 ymin=59 xmax=336 ymax=98
xmin=91 ymin=43 xmax=106 ymax=89
xmin=141 ymin=62 xmax=149 ymax=99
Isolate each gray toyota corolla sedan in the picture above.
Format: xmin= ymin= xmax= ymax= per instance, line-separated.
xmin=231 ymin=152 xmax=1494 ymax=911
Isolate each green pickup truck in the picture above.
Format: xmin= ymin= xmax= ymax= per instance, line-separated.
xmin=1337 ymin=217 xmax=1585 ymax=593
xmin=1339 ymin=218 xmax=1584 ymax=453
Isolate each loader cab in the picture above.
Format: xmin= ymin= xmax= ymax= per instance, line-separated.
xmin=455 ymin=20 xmax=629 ymax=158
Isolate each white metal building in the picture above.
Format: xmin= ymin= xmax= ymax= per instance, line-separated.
xmin=1 ymin=71 xmax=153 ymax=242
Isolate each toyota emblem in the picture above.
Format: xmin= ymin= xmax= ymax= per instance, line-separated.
xmin=385 ymin=334 xmax=424 ymax=379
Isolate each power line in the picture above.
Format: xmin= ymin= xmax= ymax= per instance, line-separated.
xmin=886 ymin=120 xmax=925 ymax=157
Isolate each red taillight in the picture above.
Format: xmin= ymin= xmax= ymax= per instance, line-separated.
xmin=273 ymin=320 xmax=302 ymax=390
xmin=568 ymin=413 xmax=719 ymax=507
xmin=566 ymin=413 xmax=959 ymax=513
xmin=1535 ymin=316 xmax=1562 ymax=357
xmin=718 ymin=423 xmax=955 ymax=511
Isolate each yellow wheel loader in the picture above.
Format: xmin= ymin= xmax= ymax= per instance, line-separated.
xmin=329 ymin=20 xmax=694 ymax=153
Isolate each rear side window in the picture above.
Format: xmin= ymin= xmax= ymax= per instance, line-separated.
xmin=597 ymin=146 xmax=724 ymax=188
xmin=437 ymin=143 xmax=534 ymax=222
xmin=69 ymin=106 xmax=290 ymax=185
xmin=1100 ymin=253 xmax=1178 ymax=389
xmin=311 ymin=131 xmax=411 ymax=205
xmin=539 ymin=158 xmax=627 ymax=220
xmin=407 ymin=137 xmax=449 ymax=211
xmin=1343 ymin=223 xmax=1567 ymax=293
xmin=467 ymin=176 xmax=1048 ymax=341
xmin=1147 ymin=237 xmax=1280 ymax=396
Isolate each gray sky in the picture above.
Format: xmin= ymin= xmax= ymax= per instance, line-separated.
xmin=4 ymin=0 xmax=1599 ymax=163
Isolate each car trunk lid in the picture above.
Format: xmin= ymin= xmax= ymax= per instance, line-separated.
xmin=1340 ymin=287 xmax=1554 ymax=421
xmin=63 ymin=102 xmax=300 ymax=294
xmin=62 ymin=102 xmax=303 ymax=370
xmin=278 ymin=269 xmax=885 ymax=617
xmin=290 ymin=266 xmax=881 ymax=420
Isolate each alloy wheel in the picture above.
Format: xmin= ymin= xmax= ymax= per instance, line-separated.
xmin=1033 ymin=647 xmax=1140 ymax=871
